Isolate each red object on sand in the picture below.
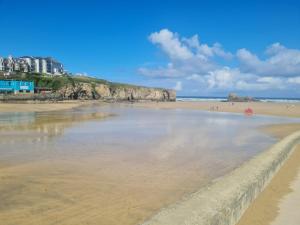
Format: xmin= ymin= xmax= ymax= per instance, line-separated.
xmin=244 ymin=107 xmax=254 ymax=116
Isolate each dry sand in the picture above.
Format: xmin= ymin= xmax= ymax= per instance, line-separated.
xmin=237 ymin=145 xmax=300 ymax=225
xmin=132 ymin=101 xmax=300 ymax=117
xmin=270 ymin=165 xmax=300 ymax=225
xmin=237 ymin=125 xmax=300 ymax=225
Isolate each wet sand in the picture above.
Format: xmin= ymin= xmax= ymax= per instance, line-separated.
xmin=114 ymin=102 xmax=300 ymax=225
xmin=138 ymin=101 xmax=300 ymax=225
xmin=0 ymin=157 xmax=210 ymax=225
xmin=237 ymin=124 xmax=300 ymax=225
xmin=1 ymin=104 xmax=296 ymax=225
xmin=0 ymin=102 xmax=299 ymax=225
xmin=132 ymin=101 xmax=300 ymax=117
xmin=1 ymin=100 xmax=300 ymax=117
xmin=262 ymin=123 xmax=300 ymax=139
xmin=0 ymin=101 xmax=82 ymax=113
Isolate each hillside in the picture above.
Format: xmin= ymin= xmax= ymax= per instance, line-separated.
xmin=0 ymin=72 xmax=176 ymax=101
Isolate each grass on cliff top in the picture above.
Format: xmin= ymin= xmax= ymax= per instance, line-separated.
xmin=0 ymin=72 xmax=165 ymax=91
xmin=71 ymin=75 xmax=156 ymax=89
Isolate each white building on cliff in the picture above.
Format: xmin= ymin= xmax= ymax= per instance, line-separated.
xmin=0 ymin=55 xmax=64 ymax=75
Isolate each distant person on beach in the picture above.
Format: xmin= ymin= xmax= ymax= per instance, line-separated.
xmin=244 ymin=107 xmax=254 ymax=116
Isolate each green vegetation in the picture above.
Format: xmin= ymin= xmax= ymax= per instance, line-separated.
xmin=0 ymin=72 xmax=107 ymax=91
xmin=0 ymin=72 xmax=163 ymax=91
xmin=0 ymin=72 xmax=70 ymax=90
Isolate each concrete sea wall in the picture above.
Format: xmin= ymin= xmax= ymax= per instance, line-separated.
xmin=141 ymin=131 xmax=300 ymax=225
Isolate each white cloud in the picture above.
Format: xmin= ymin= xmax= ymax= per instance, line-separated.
xmin=202 ymin=68 xmax=281 ymax=91
xmin=236 ymin=76 xmax=285 ymax=91
xmin=183 ymin=35 xmax=233 ymax=59
xmin=205 ymin=67 xmax=237 ymax=89
xmin=149 ymin=29 xmax=232 ymax=62
xmin=235 ymin=81 xmax=266 ymax=91
xmin=173 ymin=81 xmax=182 ymax=91
xmin=288 ymin=76 xmax=300 ymax=84
xmin=139 ymin=29 xmax=232 ymax=78
xmin=237 ymin=43 xmax=300 ymax=76
xmin=186 ymin=74 xmax=205 ymax=82
xmin=257 ymin=76 xmax=283 ymax=86
xmin=149 ymin=29 xmax=193 ymax=60
xmin=139 ymin=29 xmax=300 ymax=95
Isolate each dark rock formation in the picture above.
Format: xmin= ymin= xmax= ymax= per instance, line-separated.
xmin=227 ymin=93 xmax=258 ymax=102
xmin=58 ymin=82 xmax=176 ymax=101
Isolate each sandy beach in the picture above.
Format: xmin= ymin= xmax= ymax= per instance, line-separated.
xmin=132 ymin=101 xmax=300 ymax=117
xmin=2 ymin=102 xmax=262 ymax=225
xmin=0 ymin=100 xmax=299 ymax=225
xmin=0 ymin=101 xmax=83 ymax=113
xmin=1 ymin=100 xmax=300 ymax=117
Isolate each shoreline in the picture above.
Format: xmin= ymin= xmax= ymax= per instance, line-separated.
xmin=1 ymin=100 xmax=300 ymax=117
xmin=131 ymin=101 xmax=300 ymax=118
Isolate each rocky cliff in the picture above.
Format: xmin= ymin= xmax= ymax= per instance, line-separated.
xmin=58 ymin=82 xmax=176 ymax=101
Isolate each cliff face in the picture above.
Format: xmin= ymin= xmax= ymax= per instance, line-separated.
xmin=58 ymin=83 xmax=176 ymax=101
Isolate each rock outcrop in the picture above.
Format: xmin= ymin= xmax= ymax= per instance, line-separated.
xmin=227 ymin=93 xmax=258 ymax=102
xmin=59 ymin=82 xmax=176 ymax=101
xmin=59 ymin=83 xmax=97 ymax=100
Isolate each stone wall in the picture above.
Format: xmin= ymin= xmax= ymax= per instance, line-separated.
xmin=141 ymin=131 xmax=300 ymax=225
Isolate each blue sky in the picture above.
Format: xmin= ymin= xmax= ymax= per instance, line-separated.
xmin=1 ymin=0 xmax=300 ymax=97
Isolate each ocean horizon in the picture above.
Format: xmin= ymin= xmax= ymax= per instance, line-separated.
xmin=177 ymin=96 xmax=300 ymax=103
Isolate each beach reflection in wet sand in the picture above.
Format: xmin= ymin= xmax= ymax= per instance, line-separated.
xmin=0 ymin=104 xmax=297 ymax=225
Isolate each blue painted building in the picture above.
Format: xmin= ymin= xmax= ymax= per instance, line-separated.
xmin=0 ymin=80 xmax=34 ymax=94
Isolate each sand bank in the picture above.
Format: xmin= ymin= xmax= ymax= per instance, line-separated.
xmin=0 ymin=101 xmax=84 ymax=113
xmin=132 ymin=101 xmax=300 ymax=117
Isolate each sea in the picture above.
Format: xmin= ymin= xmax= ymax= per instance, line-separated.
xmin=177 ymin=96 xmax=300 ymax=103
